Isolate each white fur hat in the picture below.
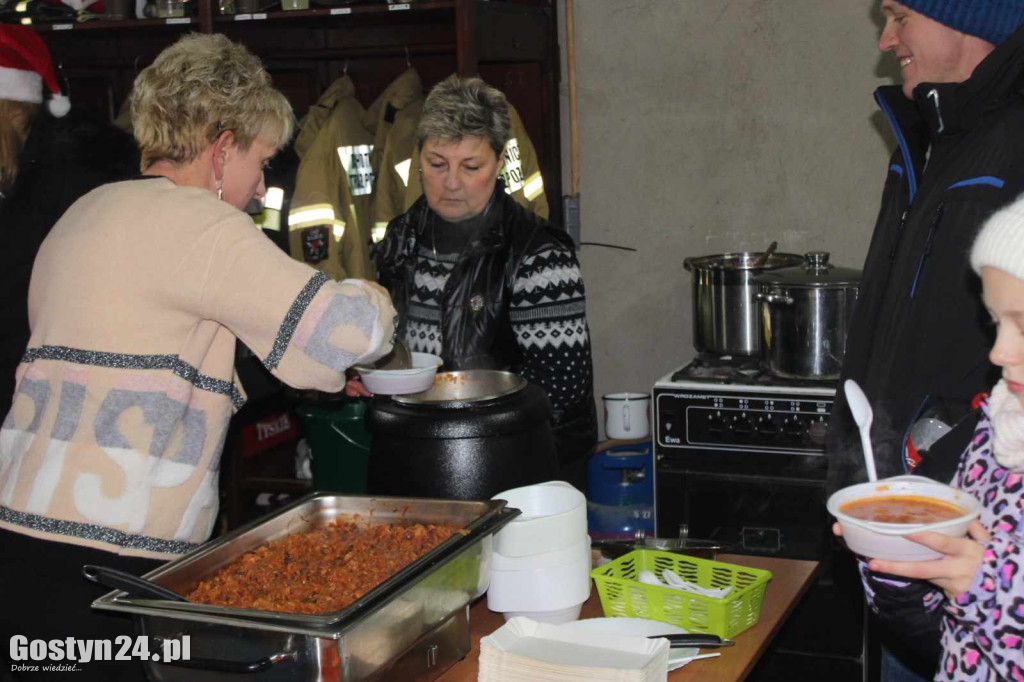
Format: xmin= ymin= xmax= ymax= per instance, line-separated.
xmin=971 ymin=194 xmax=1024 ymax=280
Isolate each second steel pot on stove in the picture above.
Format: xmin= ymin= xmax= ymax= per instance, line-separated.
xmin=684 ymin=251 xmax=804 ymax=355
xmin=754 ymin=251 xmax=861 ymax=380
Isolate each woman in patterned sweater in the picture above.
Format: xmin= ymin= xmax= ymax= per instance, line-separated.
xmin=359 ymin=75 xmax=597 ymax=488
xmin=838 ymin=195 xmax=1024 ymax=681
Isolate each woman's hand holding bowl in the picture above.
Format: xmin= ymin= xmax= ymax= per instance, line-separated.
xmin=834 ymin=519 xmax=990 ymax=598
xmin=865 ymin=520 xmax=990 ymax=598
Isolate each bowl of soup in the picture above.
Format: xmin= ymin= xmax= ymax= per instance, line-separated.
xmin=827 ymin=475 xmax=982 ymax=561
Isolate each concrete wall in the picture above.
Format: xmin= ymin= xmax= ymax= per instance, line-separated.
xmin=559 ymin=1 xmax=898 ymax=435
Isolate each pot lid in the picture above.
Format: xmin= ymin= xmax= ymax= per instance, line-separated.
xmin=754 ymin=251 xmax=861 ymax=288
xmin=684 ymin=251 xmax=804 ymax=271
xmin=392 ymin=370 xmax=527 ymax=406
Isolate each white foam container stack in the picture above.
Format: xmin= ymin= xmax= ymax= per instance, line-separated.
xmin=488 ymin=481 xmax=591 ymax=624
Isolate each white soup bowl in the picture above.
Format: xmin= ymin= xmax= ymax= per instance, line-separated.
xmin=827 ymin=475 xmax=982 ymax=561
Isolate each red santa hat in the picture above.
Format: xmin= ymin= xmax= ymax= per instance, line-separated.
xmin=0 ymin=25 xmax=70 ymax=117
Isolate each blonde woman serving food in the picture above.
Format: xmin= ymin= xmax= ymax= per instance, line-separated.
xmin=0 ymin=34 xmax=394 ymax=681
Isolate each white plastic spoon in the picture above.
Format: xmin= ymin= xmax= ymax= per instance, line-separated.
xmin=844 ymin=379 xmax=878 ymax=482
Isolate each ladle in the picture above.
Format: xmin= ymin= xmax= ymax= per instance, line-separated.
xmin=376 ymin=336 xmax=413 ymax=370
xmin=750 ymin=241 xmax=778 ymax=268
xmin=82 ymin=564 xmax=187 ymax=602
xmin=844 ymin=379 xmax=878 ymax=482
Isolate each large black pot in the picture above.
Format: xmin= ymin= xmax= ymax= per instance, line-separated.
xmin=365 ymin=371 xmax=558 ymax=500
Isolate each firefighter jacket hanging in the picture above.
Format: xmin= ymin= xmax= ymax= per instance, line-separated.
xmin=289 ymin=75 xmax=375 ymax=280
xmin=289 ymin=69 xmax=426 ymax=279
xmin=363 ymin=68 xmax=424 ymax=243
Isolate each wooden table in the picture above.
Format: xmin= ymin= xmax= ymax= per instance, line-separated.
xmin=437 ymin=554 xmax=819 ymax=682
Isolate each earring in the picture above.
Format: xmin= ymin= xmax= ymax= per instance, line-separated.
xmin=217 ymin=179 xmax=224 ymax=201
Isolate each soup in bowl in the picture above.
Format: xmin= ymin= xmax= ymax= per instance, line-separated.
xmin=827 ymin=475 xmax=982 ymax=561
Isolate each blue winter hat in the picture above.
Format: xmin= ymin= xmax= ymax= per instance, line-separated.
xmin=900 ymin=0 xmax=1024 ymax=45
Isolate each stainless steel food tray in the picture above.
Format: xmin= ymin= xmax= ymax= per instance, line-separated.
xmin=91 ymin=493 xmax=517 ymax=680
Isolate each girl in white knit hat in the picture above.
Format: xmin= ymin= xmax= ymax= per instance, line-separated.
xmin=838 ymin=197 xmax=1024 ymax=681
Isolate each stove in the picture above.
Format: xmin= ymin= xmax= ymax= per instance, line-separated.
xmin=653 ymin=356 xmax=836 ymax=558
xmin=654 ymin=355 xmax=835 ymax=473
xmin=652 ymin=356 xmax=863 ymax=681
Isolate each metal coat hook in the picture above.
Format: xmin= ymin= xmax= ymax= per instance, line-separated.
xmin=404 ymin=46 xmax=411 ymax=69
xmin=55 ymin=61 xmax=71 ymax=99
xmin=343 ymin=58 xmax=349 ymax=76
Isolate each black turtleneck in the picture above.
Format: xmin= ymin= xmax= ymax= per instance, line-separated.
xmin=423 ymin=194 xmax=497 ymax=256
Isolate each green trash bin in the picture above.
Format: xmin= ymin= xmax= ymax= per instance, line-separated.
xmin=295 ymin=397 xmax=371 ymax=493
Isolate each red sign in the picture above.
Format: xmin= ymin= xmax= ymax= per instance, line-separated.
xmin=241 ymin=411 xmax=301 ymax=457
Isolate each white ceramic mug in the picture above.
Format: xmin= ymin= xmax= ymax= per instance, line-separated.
xmin=603 ymin=392 xmax=650 ymax=440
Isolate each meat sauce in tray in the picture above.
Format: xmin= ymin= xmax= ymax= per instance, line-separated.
xmin=187 ymin=519 xmax=461 ymax=615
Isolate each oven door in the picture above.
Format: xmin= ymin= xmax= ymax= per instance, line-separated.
xmin=656 ymin=466 xmax=829 ymax=561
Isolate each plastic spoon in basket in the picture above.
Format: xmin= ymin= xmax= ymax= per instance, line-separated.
xmin=844 ymin=379 xmax=878 ymax=482
xmin=678 ymin=652 xmax=723 ymax=661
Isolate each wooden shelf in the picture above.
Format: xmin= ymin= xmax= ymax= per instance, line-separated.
xmin=24 ymin=0 xmax=454 ymax=31
xmin=32 ymin=0 xmax=563 ymax=220
xmin=212 ymin=0 xmax=453 ymax=22
xmin=29 ymin=16 xmax=197 ymax=31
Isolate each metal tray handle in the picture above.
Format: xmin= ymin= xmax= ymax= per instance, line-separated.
xmin=82 ymin=565 xmax=186 ymax=602
xmin=154 ymin=647 xmax=297 ymax=674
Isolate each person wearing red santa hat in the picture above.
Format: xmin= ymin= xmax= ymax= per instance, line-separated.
xmin=0 ymin=30 xmax=137 ymax=682
xmin=0 ymin=23 xmax=69 ymax=122
xmin=0 ymin=25 xmax=138 ymax=428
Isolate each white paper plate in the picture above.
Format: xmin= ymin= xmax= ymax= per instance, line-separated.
xmin=482 ymin=617 xmax=669 ymax=675
xmin=561 ymin=617 xmax=699 ymax=671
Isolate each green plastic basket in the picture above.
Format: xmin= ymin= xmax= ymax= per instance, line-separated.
xmin=590 ymin=549 xmax=773 ymax=639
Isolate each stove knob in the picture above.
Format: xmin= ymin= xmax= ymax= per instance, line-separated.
xmin=663 ymin=409 xmax=684 ymax=433
xmin=732 ymin=415 xmax=752 ymax=434
xmin=808 ymin=419 xmax=828 ymax=443
xmin=706 ymin=414 xmax=725 ymax=433
xmin=756 ymin=417 xmax=779 ymax=436
xmin=782 ymin=418 xmax=804 ymax=436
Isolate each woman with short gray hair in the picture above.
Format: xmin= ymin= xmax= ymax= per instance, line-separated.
xmin=364 ymin=74 xmax=598 ymax=489
xmin=415 ymin=75 xmax=511 ymax=157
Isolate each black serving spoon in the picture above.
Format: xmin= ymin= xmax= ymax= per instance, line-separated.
xmin=647 ymin=634 xmax=735 ymax=648
xmin=82 ymin=564 xmax=187 ymax=602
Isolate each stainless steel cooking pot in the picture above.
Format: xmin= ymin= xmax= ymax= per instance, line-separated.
xmin=754 ymin=251 xmax=861 ymax=380
xmin=684 ymin=251 xmax=804 ymax=355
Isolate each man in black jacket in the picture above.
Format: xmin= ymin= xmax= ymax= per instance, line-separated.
xmin=827 ymin=1 xmax=1024 ymax=679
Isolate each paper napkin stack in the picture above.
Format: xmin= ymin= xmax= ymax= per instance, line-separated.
xmin=479 ymin=617 xmax=669 ymax=682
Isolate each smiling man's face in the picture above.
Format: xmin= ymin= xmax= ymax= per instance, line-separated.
xmin=878 ymin=0 xmax=995 ymax=99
